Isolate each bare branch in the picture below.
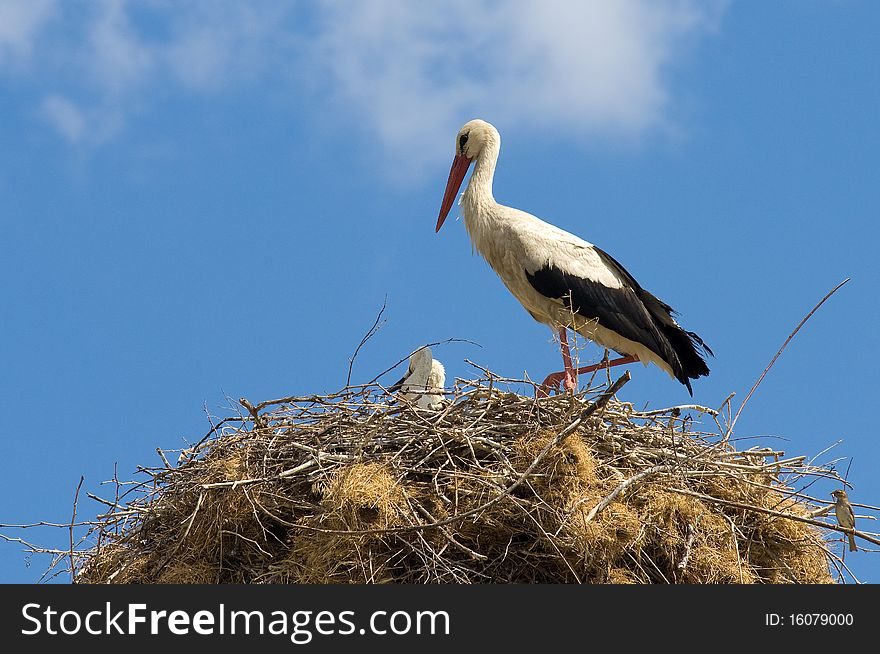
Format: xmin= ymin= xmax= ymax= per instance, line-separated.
xmin=726 ymin=278 xmax=850 ymax=438
xmin=347 ymin=296 xmax=388 ymax=387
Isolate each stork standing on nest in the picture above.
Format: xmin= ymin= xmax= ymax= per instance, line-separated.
xmin=389 ymin=346 xmax=446 ymax=410
xmin=435 ymin=119 xmax=712 ymax=395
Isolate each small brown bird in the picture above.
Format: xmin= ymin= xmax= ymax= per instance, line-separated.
xmin=831 ymin=489 xmax=857 ymax=552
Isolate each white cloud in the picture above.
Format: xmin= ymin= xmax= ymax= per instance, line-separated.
xmin=163 ymin=25 xmax=231 ymax=90
xmin=41 ymin=95 xmax=85 ymax=143
xmin=6 ymin=0 xmax=727 ymax=169
xmin=310 ymin=0 xmax=726 ymax=169
xmin=0 ymin=0 xmax=56 ymax=65
xmin=41 ymin=94 xmax=124 ymax=145
xmin=85 ymin=0 xmax=154 ymax=93
xmin=160 ymin=3 xmax=291 ymax=91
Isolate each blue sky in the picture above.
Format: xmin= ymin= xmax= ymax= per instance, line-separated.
xmin=1 ymin=1 xmax=878 ymax=583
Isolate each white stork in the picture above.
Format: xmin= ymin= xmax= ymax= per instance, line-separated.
xmin=436 ymin=119 xmax=711 ymax=395
xmin=388 ymin=346 xmax=447 ymax=410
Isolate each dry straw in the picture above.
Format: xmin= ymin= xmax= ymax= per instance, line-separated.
xmin=58 ymin=364 xmax=871 ymax=584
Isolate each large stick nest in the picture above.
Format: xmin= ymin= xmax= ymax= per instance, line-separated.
xmin=76 ymin=371 xmax=849 ymax=584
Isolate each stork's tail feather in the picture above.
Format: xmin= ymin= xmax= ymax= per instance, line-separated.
xmin=660 ymin=324 xmax=712 ymax=395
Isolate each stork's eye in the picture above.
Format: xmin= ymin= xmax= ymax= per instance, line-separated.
xmin=459 ymin=133 xmax=469 ymax=152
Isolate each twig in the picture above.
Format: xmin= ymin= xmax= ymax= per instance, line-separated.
xmin=0 ymin=520 xmax=95 ymax=529
xmin=677 ymin=518 xmax=699 ymax=572
xmin=347 ymin=296 xmax=388 ymax=387
xmin=113 ymin=462 xmax=121 ymax=535
xmin=151 ymin=492 xmax=205 ymax=579
xmin=582 ymin=464 xmax=674 ymax=524
xmin=201 ymin=478 xmax=267 ymax=489
xmin=726 ymin=278 xmax=850 ymax=439
xmin=629 ymin=405 xmax=718 ymax=418
xmin=556 ymin=372 xmax=631 ymax=444
xmin=69 ymin=476 xmax=84 ymax=584
xmin=722 ymin=514 xmax=744 ymax=583
xmin=156 ymin=448 xmax=172 ymax=469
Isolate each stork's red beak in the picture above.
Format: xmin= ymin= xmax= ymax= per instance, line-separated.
xmin=435 ymin=153 xmax=472 ymax=232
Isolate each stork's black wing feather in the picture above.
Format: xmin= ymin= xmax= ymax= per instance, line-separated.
xmin=525 ymin=263 xmax=676 ymax=369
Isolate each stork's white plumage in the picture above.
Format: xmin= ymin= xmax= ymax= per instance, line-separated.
xmin=389 ymin=347 xmax=446 ymax=410
xmin=436 ymin=119 xmax=712 ymax=395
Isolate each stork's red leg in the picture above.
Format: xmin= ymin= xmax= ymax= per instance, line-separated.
xmin=573 ymin=354 xmax=639 ymax=377
xmin=539 ymin=328 xmax=577 ymax=394
xmin=539 ymin=350 xmax=640 ymax=396
xmin=558 ymin=328 xmax=577 ymax=391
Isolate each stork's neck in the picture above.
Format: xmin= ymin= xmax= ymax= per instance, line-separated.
xmin=462 ymin=138 xmax=500 ymax=239
xmin=464 ymin=141 xmax=498 ymax=206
